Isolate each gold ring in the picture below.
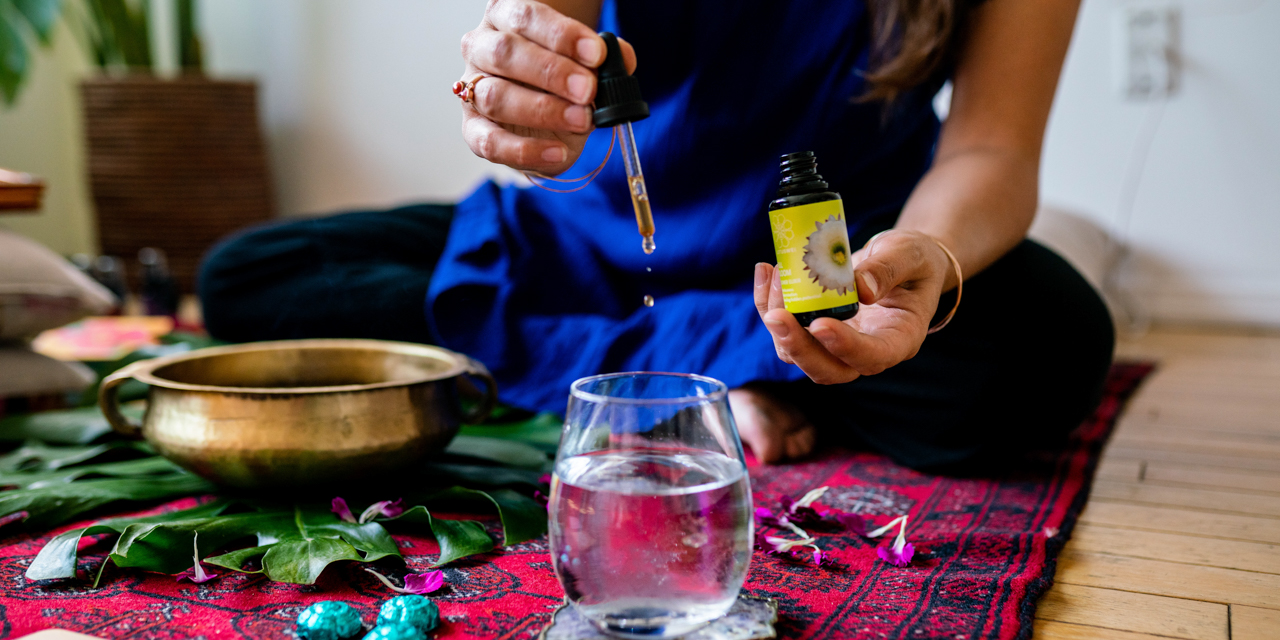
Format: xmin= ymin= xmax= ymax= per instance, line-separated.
xmin=452 ymin=74 xmax=487 ymax=107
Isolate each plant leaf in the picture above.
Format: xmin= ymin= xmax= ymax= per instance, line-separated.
xmin=389 ymin=505 xmax=495 ymax=566
xmin=204 ymin=545 xmax=269 ymax=573
xmin=0 ymin=456 xmax=182 ymax=489
xmin=414 ymin=487 xmax=545 ymax=546
xmin=11 ymin=0 xmax=62 ymax=44
xmin=0 ymin=407 xmax=123 ymax=445
xmin=261 ymin=538 xmax=361 ymax=584
xmin=417 ymin=462 xmax=545 ymax=489
xmin=0 ymin=13 xmax=30 ymax=105
xmin=444 ymin=435 xmax=550 ymax=471
xmin=459 ymin=411 xmax=563 ymax=453
xmin=26 ymin=498 xmax=232 ymax=580
xmin=0 ymin=471 xmax=214 ymax=529
xmin=0 ymin=440 xmax=151 ymax=473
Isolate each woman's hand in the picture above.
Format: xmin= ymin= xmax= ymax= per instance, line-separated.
xmin=459 ymin=0 xmax=635 ymax=174
xmin=754 ymin=230 xmax=954 ymax=385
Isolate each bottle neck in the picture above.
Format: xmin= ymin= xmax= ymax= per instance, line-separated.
xmin=777 ymin=155 xmax=828 ymax=196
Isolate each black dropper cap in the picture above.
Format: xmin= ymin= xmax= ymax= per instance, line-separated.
xmin=593 ymin=32 xmax=649 ymax=128
xmin=777 ymin=151 xmax=829 ymax=196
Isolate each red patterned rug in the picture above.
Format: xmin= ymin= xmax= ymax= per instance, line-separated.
xmin=0 ymin=363 xmax=1152 ymax=640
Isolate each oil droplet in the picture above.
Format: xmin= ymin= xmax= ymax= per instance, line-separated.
xmin=642 ymin=235 xmax=656 ymax=254
xmin=643 ymin=295 xmax=654 ymax=307
xmin=646 ymin=267 xmax=652 ymax=272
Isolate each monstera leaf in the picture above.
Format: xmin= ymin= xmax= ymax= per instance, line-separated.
xmin=25 ymin=490 xmax=546 ymax=585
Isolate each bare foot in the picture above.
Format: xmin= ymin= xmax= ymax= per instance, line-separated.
xmin=728 ymin=385 xmax=816 ymax=464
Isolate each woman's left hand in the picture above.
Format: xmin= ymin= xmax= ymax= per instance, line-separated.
xmin=753 ymin=230 xmax=954 ymax=384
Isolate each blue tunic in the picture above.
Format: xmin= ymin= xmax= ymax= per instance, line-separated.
xmin=426 ymin=0 xmax=941 ymax=412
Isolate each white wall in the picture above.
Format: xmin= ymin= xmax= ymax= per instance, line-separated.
xmin=200 ymin=0 xmax=515 ymax=218
xmin=1040 ymin=0 xmax=1280 ymax=328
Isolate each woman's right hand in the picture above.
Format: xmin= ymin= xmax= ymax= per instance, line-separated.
xmin=459 ymin=0 xmax=636 ymax=175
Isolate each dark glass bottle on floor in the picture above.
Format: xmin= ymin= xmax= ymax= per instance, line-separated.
xmin=767 ymin=151 xmax=859 ymax=327
xmin=139 ymin=247 xmax=181 ymax=317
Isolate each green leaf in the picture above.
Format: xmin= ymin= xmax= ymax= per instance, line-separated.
xmin=0 ymin=440 xmax=150 ymax=472
xmin=26 ymin=498 xmax=232 ymax=580
xmin=11 ymin=0 xmax=62 ymax=43
xmin=459 ymin=411 xmax=562 ymax=453
xmin=445 ymin=435 xmax=550 ymax=471
xmin=0 ymin=456 xmax=181 ymax=489
xmin=389 ymin=505 xmax=495 ymax=566
xmin=0 ymin=406 xmax=143 ymax=444
xmin=0 ymin=471 xmax=214 ymax=529
xmin=413 ymin=487 xmax=545 ymax=546
xmin=204 ymin=544 xmax=269 ymax=573
xmin=262 ymin=538 xmax=361 ymax=584
xmin=417 ymin=462 xmax=545 ymax=489
xmin=0 ymin=11 xmax=29 ymax=105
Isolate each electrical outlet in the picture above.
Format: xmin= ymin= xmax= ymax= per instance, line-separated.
xmin=1112 ymin=4 xmax=1180 ymax=100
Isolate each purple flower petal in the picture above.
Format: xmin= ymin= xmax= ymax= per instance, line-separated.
xmin=365 ymin=568 xmax=446 ymax=594
xmin=755 ymin=507 xmax=774 ymax=520
xmin=877 ymin=541 xmax=915 ymax=567
xmin=812 ymin=548 xmax=824 ymax=565
xmin=332 ymin=497 xmax=357 ymax=523
xmin=177 ymin=536 xmax=219 ymax=583
xmin=538 ymin=474 xmax=552 ymax=485
xmin=836 ymin=513 xmax=867 ymax=536
xmin=403 ymin=570 xmax=446 ymax=594
xmin=359 ymin=499 xmax=405 ymax=523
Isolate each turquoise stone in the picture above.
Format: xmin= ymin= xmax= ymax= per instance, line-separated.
xmin=377 ymin=595 xmax=440 ymax=634
xmin=362 ymin=623 xmax=424 ymax=640
xmin=296 ymin=601 xmax=364 ymax=640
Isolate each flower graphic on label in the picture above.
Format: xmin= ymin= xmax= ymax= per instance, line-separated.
xmin=802 ymin=214 xmax=855 ymax=295
xmin=771 ymin=213 xmax=794 ymax=248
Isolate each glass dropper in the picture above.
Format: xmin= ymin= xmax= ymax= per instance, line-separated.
xmin=593 ymin=31 xmax=654 ymax=255
xmin=618 ymin=122 xmax=655 ymax=254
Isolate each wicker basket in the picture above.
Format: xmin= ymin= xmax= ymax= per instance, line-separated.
xmin=82 ymin=77 xmax=273 ymax=292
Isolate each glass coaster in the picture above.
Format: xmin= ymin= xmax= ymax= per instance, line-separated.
xmin=538 ymin=596 xmax=778 ymax=640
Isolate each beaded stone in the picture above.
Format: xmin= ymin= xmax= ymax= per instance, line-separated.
xmin=377 ymin=595 xmax=440 ymax=634
xmin=296 ymin=601 xmax=364 ymax=640
xmin=362 ymin=623 xmax=424 ymax=640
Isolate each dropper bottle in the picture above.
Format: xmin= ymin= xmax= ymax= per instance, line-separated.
xmin=593 ymin=32 xmax=654 ymax=254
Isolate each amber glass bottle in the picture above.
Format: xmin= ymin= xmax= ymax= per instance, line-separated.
xmin=767 ymin=151 xmax=859 ymax=327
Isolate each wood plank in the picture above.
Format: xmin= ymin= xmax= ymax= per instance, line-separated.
xmin=1033 ymin=620 xmax=1194 ymax=640
xmin=1102 ymin=447 xmax=1280 ymax=474
xmin=1090 ymin=481 xmax=1280 ymax=518
xmin=1035 ymin=583 xmax=1227 ymax=640
xmin=1054 ymin=549 xmax=1280 ymax=609
xmin=1142 ymin=463 xmax=1280 ymax=496
xmin=1078 ymin=502 xmax=1280 ymax=545
xmin=1108 ymin=435 xmax=1280 ymax=461
xmin=1066 ymin=523 xmax=1280 ymax=575
xmin=1230 ymin=605 xmax=1280 ymax=640
xmin=1116 ymin=401 xmax=1280 ymax=436
xmin=1114 ymin=424 xmax=1280 ymax=446
xmin=1096 ymin=458 xmax=1143 ymax=482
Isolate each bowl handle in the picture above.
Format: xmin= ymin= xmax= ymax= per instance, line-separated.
xmin=98 ymin=361 xmax=149 ymax=438
xmin=461 ymin=356 xmax=498 ymax=424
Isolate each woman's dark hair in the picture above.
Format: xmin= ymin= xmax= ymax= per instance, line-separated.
xmin=863 ymin=0 xmax=977 ymax=102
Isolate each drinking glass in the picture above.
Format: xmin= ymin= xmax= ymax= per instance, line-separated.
xmin=549 ymin=373 xmax=754 ymax=638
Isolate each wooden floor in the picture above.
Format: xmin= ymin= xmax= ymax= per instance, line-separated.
xmin=1034 ymin=327 xmax=1280 ymax=640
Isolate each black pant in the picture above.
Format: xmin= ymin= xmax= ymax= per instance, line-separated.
xmin=200 ymin=205 xmax=1115 ymax=472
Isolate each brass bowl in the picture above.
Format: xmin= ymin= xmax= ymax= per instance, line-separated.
xmin=98 ymin=339 xmax=496 ymax=489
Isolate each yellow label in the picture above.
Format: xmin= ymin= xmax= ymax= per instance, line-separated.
xmin=769 ymin=199 xmax=858 ymax=314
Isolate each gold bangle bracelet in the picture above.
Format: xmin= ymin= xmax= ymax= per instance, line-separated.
xmin=862 ymin=230 xmax=962 ymax=335
xmin=926 ymin=237 xmax=962 ymax=334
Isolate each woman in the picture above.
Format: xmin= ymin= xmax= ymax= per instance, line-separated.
xmin=201 ymin=0 xmax=1113 ymax=471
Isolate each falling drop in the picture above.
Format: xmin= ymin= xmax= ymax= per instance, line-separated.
xmin=642 ymin=235 xmax=656 ymax=254
xmin=646 ymin=267 xmax=651 ymax=272
xmin=643 ymin=295 xmax=654 ymax=307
